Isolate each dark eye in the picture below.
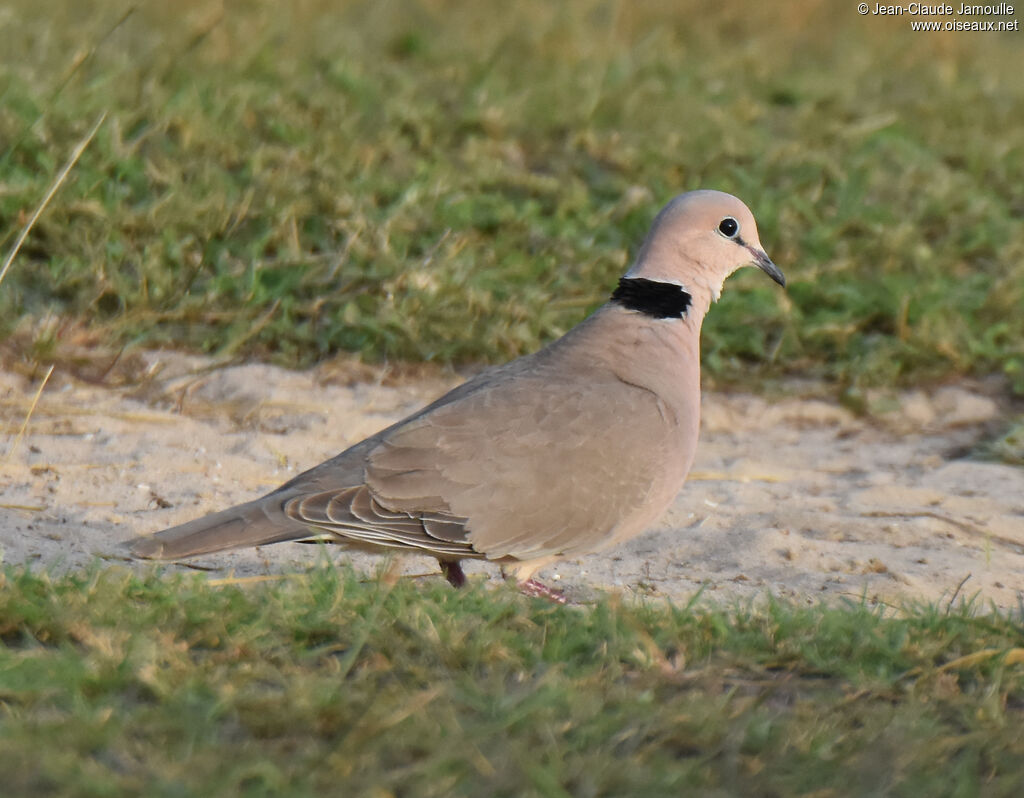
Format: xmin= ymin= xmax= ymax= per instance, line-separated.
xmin=718 ymin=217 xmax=739 ymax=239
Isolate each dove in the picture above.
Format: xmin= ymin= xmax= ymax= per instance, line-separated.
xmin=126 ymin=190 xmax=785 ymax=600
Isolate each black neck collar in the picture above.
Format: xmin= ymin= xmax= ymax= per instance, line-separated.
xmin=610 ymin=277 xmax=692 ymax=319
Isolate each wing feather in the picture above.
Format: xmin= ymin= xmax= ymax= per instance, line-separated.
xmin=283 ymin=485 xmax=478 ymax=557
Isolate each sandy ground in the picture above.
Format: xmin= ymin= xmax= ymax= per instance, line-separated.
xmin=1 ymin=352 xmax=1022 ymax=609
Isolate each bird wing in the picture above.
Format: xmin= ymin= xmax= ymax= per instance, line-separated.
xmin=361 ymin=364 xmax=678 ymax=561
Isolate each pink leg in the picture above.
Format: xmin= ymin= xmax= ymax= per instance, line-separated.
xmin=518 ymin=578 xmax=567 ymax=604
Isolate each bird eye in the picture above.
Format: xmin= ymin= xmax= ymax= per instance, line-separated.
xmin=718 ymin=217 xmax=739 ymax=239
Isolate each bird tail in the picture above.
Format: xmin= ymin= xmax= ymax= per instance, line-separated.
xmin=125 ymin=496 xmax=311 ymax=560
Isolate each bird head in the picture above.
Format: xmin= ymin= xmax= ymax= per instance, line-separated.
xmin=625 ymin=190 xmax=785 ymax=304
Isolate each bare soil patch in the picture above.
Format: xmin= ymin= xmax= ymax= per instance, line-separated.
xmin=2 ymin=353 xmax=1021 ymax=609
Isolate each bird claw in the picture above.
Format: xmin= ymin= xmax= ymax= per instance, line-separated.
xmin=518 ymin=578 xmax=567 ymax=604
xmin=441 ymin=563 xmax=566 ymax=605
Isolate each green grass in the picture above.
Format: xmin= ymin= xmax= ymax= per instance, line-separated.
xmin=1 ymin=565 xmax=1022 ymax=797
xmin=0 ymin=0 xmax=1022 ymax=391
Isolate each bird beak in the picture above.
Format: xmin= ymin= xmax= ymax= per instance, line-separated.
xmin=747 ymin=246 xmax=786 ymax=288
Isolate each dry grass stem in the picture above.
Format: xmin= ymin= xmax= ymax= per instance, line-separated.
xmin=0 ymin=111 xmax=107 ymax=290
xmin=5 ymin=364 xmax=55 ymax=461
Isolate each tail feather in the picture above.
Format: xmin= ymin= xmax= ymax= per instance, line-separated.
xmin=125 ymin=496 xmax=311 ymax=560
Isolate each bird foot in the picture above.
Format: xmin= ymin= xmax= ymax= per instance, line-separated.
xmin=518 ymin=578 xmax=567 ymax=604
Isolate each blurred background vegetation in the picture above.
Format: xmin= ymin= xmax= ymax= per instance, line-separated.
xmin=1 ymin=0 xmax=1022 ymax=391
